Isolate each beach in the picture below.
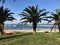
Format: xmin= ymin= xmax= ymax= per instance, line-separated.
xmin=4 ymin=29 xmax=59 ymax=33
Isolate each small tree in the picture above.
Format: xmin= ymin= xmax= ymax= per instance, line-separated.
xmin=19 ymin=5 xmax=48 ymax=34
xmin=0 ymin=6 xmax=16 ymax=35
xmin=46 ymin=9 xmax=60 ymax=32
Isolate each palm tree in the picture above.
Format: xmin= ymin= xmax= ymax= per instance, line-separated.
xmin=46 ymin=9 xmax=60 ymax=32
xmin=0 ymin=6 xmax=16 ymax=35
xmin=19 ymin=5 xmax=48 ymax=34
xmin=0 ymin=0 xmax=15 ymax=4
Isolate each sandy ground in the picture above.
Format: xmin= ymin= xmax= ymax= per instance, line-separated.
xmin=4 ymin=29 xmax=59 ymax=33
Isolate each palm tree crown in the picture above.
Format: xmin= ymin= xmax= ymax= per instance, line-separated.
xmin=19 ymin=5 xmax=48 ymax=34
xmin=20 ymin=5 xmax=48 ymax=23
xmin=46 ymin=9 xmax=60 ymax=32
xmin=0 ymin=6 xmax=15 ymax=23
xmin=50 ymin=9 xmax=60 ymax=23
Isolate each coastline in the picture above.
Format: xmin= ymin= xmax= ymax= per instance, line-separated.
xmin=4 ymin=29 xmax=59 ymax=33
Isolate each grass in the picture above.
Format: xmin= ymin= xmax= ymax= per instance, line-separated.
xmin=52 ymin=32 xmax=60 ymax=38
xmin=0 ymin=33 xmax=60 ymax=45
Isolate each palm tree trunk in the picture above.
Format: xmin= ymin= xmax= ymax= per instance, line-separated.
xmin=0 ymin=23 xmax=4 ymax=35
xmin=58 ymin=23 xmax=60 ymax=32
xmin=32 ymin=22 xmax=37 ymax=34
xmin=50 ymin=23 xmax=55 ymax=32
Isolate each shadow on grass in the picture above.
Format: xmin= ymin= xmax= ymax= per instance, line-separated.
xmin=0 ymin=33 xmax=33 ymax=41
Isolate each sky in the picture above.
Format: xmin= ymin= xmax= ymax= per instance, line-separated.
xmin=0 ymin=0 xmax=60 ymax=24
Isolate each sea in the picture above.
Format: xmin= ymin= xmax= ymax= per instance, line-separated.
xmin=4 ymin=24 xmax=58 ymax=30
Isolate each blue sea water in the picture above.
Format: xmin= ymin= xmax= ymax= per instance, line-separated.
xmin=4 ymin=24 xmax=58 ymax=30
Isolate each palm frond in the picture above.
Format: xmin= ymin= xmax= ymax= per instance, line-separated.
xmin=0 ymin=6 xmax=16 ymax=22
xmin=0 ymin=0 xmax=16 ymax=4
xmin=39 ymin=12 xmax=48 ymax=17
xmin=19 ymin=5 xmax=48 ymax=24
xmin=24 ymin=7 xmax=33 ymax=16
xmin=19 ymin=12 xmax=30 ymax=16
xmin=20 ymin=17 xmax=28 ymax=20
xmin=7 ymin=17 xmax=16 ymax=21
xmin=0 ymin=0 xmax=1 ymax=1
xmin=39 ymin=9 xmax=46 ymax=13
xmin=14 ymin=0 xmax=15 ymax=2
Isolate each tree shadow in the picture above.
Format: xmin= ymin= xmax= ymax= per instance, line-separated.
xmin=0 ymin=33 xmax=32 ymax=41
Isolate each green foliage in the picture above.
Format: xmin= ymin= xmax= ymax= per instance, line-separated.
xmin=45 ymin=9 xmax=60 ymax=31
xmin=52 ymin=32 xmax=60 ymax=38
xmin=19 ymin=5 xmax=48 ymax=33
xmin=47 ymin=9 xmax=60 ymax=23
xmin=0 ymin=6 xmax=16 ymax=23
xmin=19 ymin=5 xmax=48 ymax=23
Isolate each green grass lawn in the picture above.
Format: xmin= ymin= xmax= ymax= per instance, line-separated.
xmin=0 ymin=33 xmax=60 ymax=45
xmin=52 ymin=32 xmax=60 ymax=38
